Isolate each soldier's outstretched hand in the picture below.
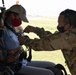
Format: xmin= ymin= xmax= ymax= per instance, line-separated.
xmin=23 ymin=25 xmax=35 ymax=33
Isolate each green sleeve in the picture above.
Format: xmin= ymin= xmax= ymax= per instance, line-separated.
xmin=34 ymin=27 xmax=52 ymax=38
xmin=34 ymin=27 xmax=45 ymax=38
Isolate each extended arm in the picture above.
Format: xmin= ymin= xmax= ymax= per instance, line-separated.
xmin=24 ymin=25 xmax=52 ymax=38
xmin=24 ymin=32 xmax=73 ymax=51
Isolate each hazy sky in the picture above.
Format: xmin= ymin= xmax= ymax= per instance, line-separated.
xmin=0 ymin=0 xmax=76 ymax=16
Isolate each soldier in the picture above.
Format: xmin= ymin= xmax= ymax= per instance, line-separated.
xmin=24 ymin=9 xmax=76 ymax=75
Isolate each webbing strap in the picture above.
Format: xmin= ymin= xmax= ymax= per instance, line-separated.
xmin=7 ymin=49 xmax=23 ymax=63
xmin=7 ymin=47 xmax=21 ymax=54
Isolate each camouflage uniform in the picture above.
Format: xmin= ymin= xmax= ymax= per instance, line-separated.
xmin=25 ymin=27 xmax=76 ymax=75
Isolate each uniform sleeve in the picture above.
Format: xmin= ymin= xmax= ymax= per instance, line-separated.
xmin=50 ymin=36 xmax=72 ymax=50
xmin=24 ymin=32 xmax=74 ymax=51
xmin=34 ymin=27 xmax=52 ymax=38
xmin=25 ymin=38 xmax=54 ymax=51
